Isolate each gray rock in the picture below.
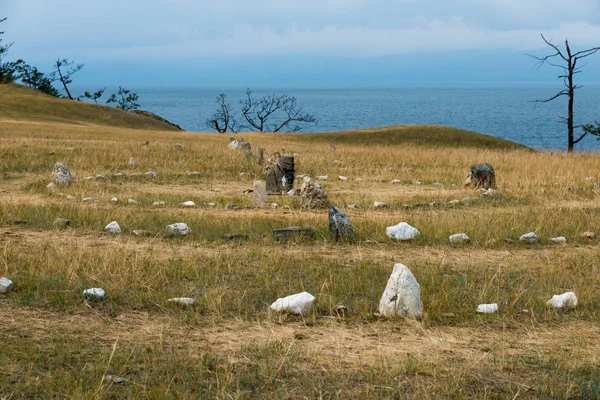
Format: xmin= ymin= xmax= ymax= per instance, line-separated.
xmin=144 ymin=171 xmax=157 ymax=177
xmin=519 ymin=232 xmax=539 ymax=243
xmin=104 ymin=221 xmax=121 ymax=233
xmin=225 ymin=203 xmax=236 ymax=209
xmin=166 ymin=223 xmax=191 ymax=236
xmin=300 ymin=177 xmax=328 ymax=209
xmin=449 ymin=233 xmax=470 ymax=243
xmin=0 ymin=277 xmax=14 ymax=293
xmin=167 ymin=297 xmax=194 ymax=306
xmin=83 ymin=287 xmax=105 ymax=300
xmin=53 ymin=218 xmax=70 ymax=228
xmin=465 ymin=163 xmax=496 ymax=189
xmin=53 ymin=162 xmax=72 ymax=185
xmin=95 ymin=174 xmax=108 ymax=180
xmin=328 ymin=206 xmax=355 ymax=241
xmin=223 ymin=233 xmax=249 ymax=240
xmin=173 ymin=142 xmax=183 ymax=149
xmin=273 ymin=226 xmax=315 ymax=241
xmin=252 ymin=181 xmax=269 ymax=207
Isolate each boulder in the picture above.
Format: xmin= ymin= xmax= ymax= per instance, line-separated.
xmin=519 ymin=232 xmax=538 ymax=244
xmin=378 ymin=264 xmax=423 ymax=319
xmin=0 ymin=277 xmax=14 ymax=293
xmin=166 ymin=223 xmax=191 ymax=236
xmin=547 ymin=292 xmax=578 ymax=309
xmin=252 ymin=181 xmax=269 ymax=207
xmin=167 ymin=297 xmax=195 ymax=306
xmin=550 ymin=236 xmax=567 ymax=243
xmin=476 ymin=303 xmax=498 ymax=314
xmin=53 ymin=218 xmax=70 ymax=228
xmin=273 ymin=226 xmax=315 ymax=241
xmin=386 ymin=222 xmax=420 ymax=241
xmin=53 ymin=162 xmax=72 ymax=185
xmin=83 ymin=287 xmax=105 ymax=300
xmin=300 ymin=177 xmax=328 ymax=209
xmin=328 ymin=206 xmax=355 ymax=241
xmin=449 ymin=233 xmax=470 ymax=244
xmin=270 ymin=292 xmax=316 ymax=316
xmin=465 ymin=163 xmax=496 ymax=189
xmin=104 ymin=221 xmax=121 ymax=234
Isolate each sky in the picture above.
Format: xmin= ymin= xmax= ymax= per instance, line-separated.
xmin=2 ymin=0 xmax=600 ymax=86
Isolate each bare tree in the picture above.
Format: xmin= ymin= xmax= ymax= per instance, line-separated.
xmin=528 ymin=35 xmax=600 ymax=152
xmin=240 ymin=89 xmax=316 ymax=132
xmin=205 ymin=93 xmax=239 ymax=133
xmin=52 ymin=58 xmax=84 ymax=100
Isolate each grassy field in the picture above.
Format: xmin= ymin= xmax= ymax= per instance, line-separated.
xmin=1 ymin=86 xmax=600 ymax=399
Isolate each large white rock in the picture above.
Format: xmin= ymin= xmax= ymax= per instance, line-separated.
xmin=449 ymin=233 xmax=470 ymax=244
xmin=477 ymin=303 xmax=498 ymax=314
xmin=53 ymin=162 xmax=72 ymax=185
xmin=167 ymin=297 xmax=195 ymax=306
xmin=378 ymin=263 xmax=423 ymax=319
xmin=104 ymin=221 xmax=121 ymax=233
xmin=180 ymin=201 xmax=196 ymax=207
xmin=83 ymin=287 xmax=105 ymax=299
xmin=386 ymin=222 xmax=420 ymax=241
xmin=110 ymin=197 xmax=119 ymax=203
xmin=0 ymin=277 xmax=14 ymax=293
xmin=520 ymin=232 xmax=539 ymax=243
xmin=338 ymin=175 xmax=348 ymax=181
xmin=547 ymin=292 xmax=578 ymax=309
xmin=373 ymin=201 xmax=387 ymax=208
xmin=270 ymin=292 xmax=316 ymax=316
xmin=166 ymin=223 xmax=191 ymax=236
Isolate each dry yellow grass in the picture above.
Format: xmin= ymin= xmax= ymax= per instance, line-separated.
xmin=1 ymin=90 xmax=600 ymax=398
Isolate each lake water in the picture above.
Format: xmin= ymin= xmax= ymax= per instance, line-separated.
xmin=98 ymin=83 xmax=600 ymax=150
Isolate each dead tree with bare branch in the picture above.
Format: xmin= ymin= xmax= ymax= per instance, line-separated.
xmin=240 ymin=89 xmax=316 ymax=132
xmin=528 ymin=35 xmax=600 ymax=152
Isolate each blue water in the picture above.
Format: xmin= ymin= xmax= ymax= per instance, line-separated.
xmin=84 ymin=83 xmax=600 ymax=150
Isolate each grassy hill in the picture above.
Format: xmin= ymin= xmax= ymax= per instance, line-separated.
xmin=0 ymin=83 xmax=182 ymax=131
xmin=4 ymin=86 xmax=600 ymax=399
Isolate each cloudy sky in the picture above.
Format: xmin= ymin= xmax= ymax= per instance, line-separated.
xmin=3 ymin=0 xmax=600 ymax=85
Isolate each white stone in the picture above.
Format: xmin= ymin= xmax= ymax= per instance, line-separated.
xmin=449 ymin=233 xmax=470 ymax=243
xmin=95 ymin=174 xmax=108 ymax=180
xmin=338 ymin=175 xmax=348 ymax=181
xmin=482 ymin=188 xmax=498 ymax=197
xmin=83 ymin=288 xmax=105 ymax=299
xmin=53 ymin=162 xmax=72 ymax=185
xmin=110 ymin=197 xmax=118 ymax=203
xmin=228 ymin=140 xmax=240 ymax=149
xmin=166 ymin=223 xmax=191 ymax=236
xmin=204 ymin=202 xmax=217 ymax=207
xmin=477 ymin=303 xmax=498 ymax=314
xmin=550 ymin=236 xmax=567 ymax=243
xmin=355 ymin=178 xmax=362 ymax=182
xmin=152 ymin=201 xmax=166 ymax=206
xmin=316 ymin=175 xmax=328 ymax=181
xmin=173 ymin=142 xmax=183 ymax=149
xmin=0 ymin=277 xmax=14 ymax=293
xmin=296 ymin=174 xmax=306 ymax=179
xmin=167 ymin=297 xmax=195 ymax=306
xmin=113 ymin=172 xmax=124 ymax=177
xmin=128 ymin=157 xmax=135 ymax=166
xmin=65 ymin=195 xmax=75 ymax=201
xmin=287 ymin=188 xmax=297 ymax=196
xmin=391 ymin=179 xmax=402 ymax=184
xmin=270 ymin=292 xmax=316 ymax=316
xmin=373 ymin=201 xmax=387 ymax=208
xmin=519 ymin=232 xmax=539 ymax=243
xmin=128 ymin=199 xmax=138 ymax=205
xmin=386 ymin=222 xmax=420 ymax=241
xmin=378 ymin=264 xmax=423 ymax=319
xmin=104 ymin=221 xmax=121 ymax=233
xmin=82 ymin=197 xmax=93 ymax=202
xmin=432 ymin=182 xmax=442 ymax=187
xmin=188 ymin=172 xmax=200 ymax=176
xmin=414 ymin=181 xmax=422 ymax=185
xmin=271 ymin=203 xmax=279 ymax=209
xmin=461 ymin=197 xmax=472 ymax=203
xmin=252 ymin=181 xmax=269 ymax=207
xmin=547 ymin=292 xmax=578 ymax=309
xmin=347 ymin=204 xmax=357 ymax=209
xmin=180 ymin=201 xmax=196 ymax=207
xmin=447 ymin=200 xmax=460 ymax=205
xmin=144 ymin=171 xmax=157 ymax=177
xmin=46 ymin=182 xmax=56 ymax=191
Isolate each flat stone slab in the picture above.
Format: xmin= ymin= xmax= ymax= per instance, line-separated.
xmin=273 ymin=226 xmax=315 ymax=241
